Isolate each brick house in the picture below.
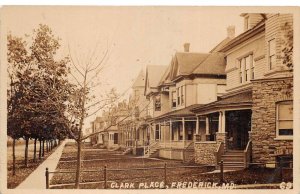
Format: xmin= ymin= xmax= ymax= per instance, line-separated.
xmin=192 ymin=13 xmax=293 ymax=169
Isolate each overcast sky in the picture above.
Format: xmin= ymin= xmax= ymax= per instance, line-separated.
xmin=2 ymin=6 xmax=245 ymax=127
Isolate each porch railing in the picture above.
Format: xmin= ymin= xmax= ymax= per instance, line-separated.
xmin=214 ymin=142 xmax=224 ymax=167
xmin=143 ymin=141 xmax=159 ymax=157
xmin=243 ymin=140 xmax=252 ymax=168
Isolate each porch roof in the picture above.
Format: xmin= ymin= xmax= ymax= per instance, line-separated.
xmin=191 ymin=90 xmax=252 ymax=114
xmin=154 ymin=104 xmax=201 ymax=121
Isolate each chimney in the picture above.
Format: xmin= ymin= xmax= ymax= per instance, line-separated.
xmin=183 ymin=43 xmax=190 ymax=52
xmin=227 ymin=26 xmax=235 ymax=39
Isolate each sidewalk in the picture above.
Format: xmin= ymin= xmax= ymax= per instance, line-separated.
xmin=17 ymin=139 xmax=68 ymax=189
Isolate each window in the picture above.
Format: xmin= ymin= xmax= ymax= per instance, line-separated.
xmin=176 ymin=86 xmax=185 ymax=106
xmin=177 ymin=88 xmax=180 ymax=105
xmin=155 ymin=125 xmax=160 ymax=140
xmin=172 ymin=91 xmax=176 ymax=108
xmin=154 ymin=95 xmax=161 ymax=111
xmin=276 ymin=101 xmax=293 ymax=138
xmin=239 ymin=54 xmax=254 ymax=83
xmin=269 ymin=39 xmax=276 ymax=70
xmin=181 ymin=86 xmax=185 ymax=104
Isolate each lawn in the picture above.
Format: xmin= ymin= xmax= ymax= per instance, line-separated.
xmin=50 ymin=143 xmax=293 ymax=189
xmin=7 ymin=141 xmax=60 ymax=188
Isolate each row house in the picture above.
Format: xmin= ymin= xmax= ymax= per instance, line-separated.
xmin=192 ymin=13 xmax=293 ymax=169
xmin=144 ymin=39 xmax=231 ymax=159
xmin=118 ymin=70 xmax=150 ymax=155
xmin=91 ymin=101 xmax=130 ymax=149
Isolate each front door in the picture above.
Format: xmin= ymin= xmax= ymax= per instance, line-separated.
xmin=114 ymin=133 xmax=118 ymax=144
xmin=226 ymin=110 xmax=251 ymax=150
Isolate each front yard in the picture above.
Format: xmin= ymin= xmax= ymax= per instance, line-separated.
xmin=50 ymin=143 xmax=293 ymax=189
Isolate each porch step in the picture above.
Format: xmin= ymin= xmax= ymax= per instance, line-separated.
xmin=220 ymin=150 xmax=245 ymax=171
xmin=221 ymin=156 xmax=244 ymax=162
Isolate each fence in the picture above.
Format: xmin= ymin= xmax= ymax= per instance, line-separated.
xmin=45 ymin=159 xmax=293 ymax=189
xmin=45 ymin=163 xmax=212 ymax=189
xmin=218 ymin=159 xmax=293 ymax=184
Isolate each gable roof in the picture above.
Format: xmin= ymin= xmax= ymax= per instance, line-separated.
xmin=132 ymin=70 xmax=145 ymax=88
xmin=192 ymin=52 xmax=226 ymax=76
xmin=158 ymin=63 xmax=172 ymax=86
xmin=170 ymin=52 xmax=209 ymax=80
xmin=209 ymin=37 xmax=232 ymax=53
xmin=146 ymin=65 xmax=168 ymax=88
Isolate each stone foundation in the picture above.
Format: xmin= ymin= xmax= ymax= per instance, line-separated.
xmin=194 ymin=142 xmax=218 ymax=165
xmin=159 ymin=148 xmax=184 ymax=160
xmin=251 ymin=77 xmax=293 ymax=163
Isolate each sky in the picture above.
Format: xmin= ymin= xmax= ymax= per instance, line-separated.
xmin=2 ymin=6 xmax=245 ymax=128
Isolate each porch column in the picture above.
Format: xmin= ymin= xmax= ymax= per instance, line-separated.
xmin=182 ymin=118 xmax=185 ymax=144
xmin=159 ymin=123 xmax=161 ymax=142
xmin=221 ymin=110 xmax=226 ymax=133
xmin=218 ymin=110 xmax=225 ymax=133
xmin=164 ymin=121 xmax=166 ymax=148
xmin=218 ymin=112 xmax=222 ymax=132
xmin=169 ymin=120 xmax=172 ymax=143
xmin=196 ymin=117 xmax=199 ymax=134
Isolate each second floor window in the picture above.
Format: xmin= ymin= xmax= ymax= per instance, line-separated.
xmin=268 ymin=39 xmax=276 ymax=70
xmin=172 ymin=91 xmax=176 ymax=108
xmin=177 ymin=88 xmax=180 ymax=105
xmin=176 ymin=85 xmax=185 ymax=106
xmin=181 ymin=86 xmax=184 ymax=104
xmin=154 ymin=95 xmax=161 ymax=111
xmin=239 ymin=54 xmax=254 ymax=83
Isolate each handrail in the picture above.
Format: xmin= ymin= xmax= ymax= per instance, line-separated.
xmin=183 ymin=142 xmax=194 ymax=162
xmin=214 ymin=142 xmax=224 ymax=167
xmin=243 ymin=140 xmax=252 ymax=168
xmin=144 ymin=141 xmax=159 ymax=157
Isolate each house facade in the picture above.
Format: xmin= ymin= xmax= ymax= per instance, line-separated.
xmin=144 ymin=41 xmax=229 ymax=160
xmin=192 ymin=13 xmax=293 ymax=168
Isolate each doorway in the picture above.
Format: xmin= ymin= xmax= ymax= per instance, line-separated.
xmin=225 ymin=109 xmax=252 ymax=150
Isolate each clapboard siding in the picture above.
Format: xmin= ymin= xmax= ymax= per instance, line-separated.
xmin=225 ymin=36 xmax=265 ymax=91
xmin=265 ymin=14 xmax=293 ymax=71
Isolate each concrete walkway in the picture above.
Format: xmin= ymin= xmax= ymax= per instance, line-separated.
xmin=17 ymin=140 xmax=68 ymax=189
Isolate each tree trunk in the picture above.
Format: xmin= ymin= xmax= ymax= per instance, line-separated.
xmin=12 ymin=138 xmax=16 ymax=175
xmin=33 ymin=138 xmax=37 ymax=162
xmin=42 ymin=140 xmax=45 ymax=157
xmin=39 ymin=139 xmax=42 ymax=160
xmin=24 ymin=138 xmax=29 ymax=167
xmin=75 ymin=139 xmax=82 ymax=188
xmin=46 ymin=140 xmax=48 ymax=153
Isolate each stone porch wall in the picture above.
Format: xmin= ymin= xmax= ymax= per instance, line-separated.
xmin=194 ymin=142 xmax=218 ymax=165
xmin=251 ymin=77 xmax=293 ymax=163
xmin=159 ymin=148 xmax=183 ymax=160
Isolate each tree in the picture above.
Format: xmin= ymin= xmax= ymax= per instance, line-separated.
xmin=67 ymin=40 xmax=151 ymax=188
xmin=7 ymin=24 xmax=73 ymax=169
xmin=281 ymin=21 xmax=293 ymax=69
